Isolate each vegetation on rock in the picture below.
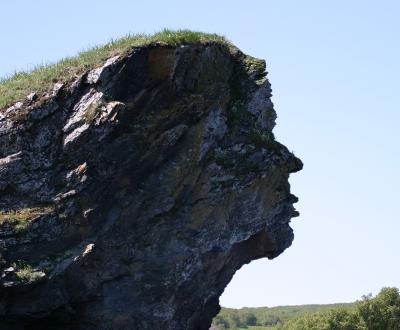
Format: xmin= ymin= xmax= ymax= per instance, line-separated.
xmin=12 ymin=261 xmax=44 ymax=282
xmin=0 ymin=29 xmax=229 ymax=109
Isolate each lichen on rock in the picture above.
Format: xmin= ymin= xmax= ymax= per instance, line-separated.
xmin=0 ymin=41 xmax=302 ymax=330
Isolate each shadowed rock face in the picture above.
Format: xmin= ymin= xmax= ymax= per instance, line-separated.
xmin=0 ymin=43 xmax=302 ymax=330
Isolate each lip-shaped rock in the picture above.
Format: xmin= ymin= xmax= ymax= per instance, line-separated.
xmin=0 ymin=42 xmax=302 ymax=330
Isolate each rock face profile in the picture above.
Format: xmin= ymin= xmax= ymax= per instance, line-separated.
xmin=0 ymin=41 xmax=302 ymax=329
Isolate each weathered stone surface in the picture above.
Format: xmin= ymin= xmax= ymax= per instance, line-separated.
xmin=0 ymin=42 xmax=302 ymax=330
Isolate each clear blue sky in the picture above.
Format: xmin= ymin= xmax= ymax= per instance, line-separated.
xmin=2 ymin=0 xmax=399 ymax=308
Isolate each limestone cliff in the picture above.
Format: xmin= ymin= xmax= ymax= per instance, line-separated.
xmin=0 ymin=41 xmax=302 ymax=329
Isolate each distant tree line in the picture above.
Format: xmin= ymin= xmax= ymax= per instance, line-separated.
xmin=281 ymin=287 xmax=400 ymax=330
xmin=213 ymin=311 xmax=273 ymax=328
xmin=212 ymin=287 xmax=400 ymax=330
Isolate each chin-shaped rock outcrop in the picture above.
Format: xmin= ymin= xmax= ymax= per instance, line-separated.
xmin=0 ymin=42 xmax=302 ymax=330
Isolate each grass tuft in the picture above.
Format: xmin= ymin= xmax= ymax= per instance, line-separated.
xmin=0 ymin=29 xmax=230 ymax=110
xmin=0 ymin=207 xmax=54 ymax=233
xmin=12 ymin=261 xmax=44 ymax=282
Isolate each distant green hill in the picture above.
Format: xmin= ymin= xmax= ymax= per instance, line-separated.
xmin=212 ymin=303 xmax=355 ymax=329
xmin=212 ymin=287 xmax=400 ymax=330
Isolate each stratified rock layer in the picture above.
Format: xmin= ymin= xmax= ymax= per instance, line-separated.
xmin=0 ymin=42 xmax=302 ymax=330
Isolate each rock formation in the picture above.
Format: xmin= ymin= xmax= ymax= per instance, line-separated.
xmin=0 ymin=41 xmax=302 ymax=329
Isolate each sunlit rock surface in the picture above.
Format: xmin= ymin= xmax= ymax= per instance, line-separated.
xmin=0 ymin=42 xmax=302 ymax=330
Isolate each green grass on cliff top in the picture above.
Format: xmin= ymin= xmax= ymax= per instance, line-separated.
xmin=0 ymin=29 xmax=230 ymax=109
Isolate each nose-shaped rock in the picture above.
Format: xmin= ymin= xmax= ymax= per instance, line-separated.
xmin=289 ymin=153 xmax=303 ymax=173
